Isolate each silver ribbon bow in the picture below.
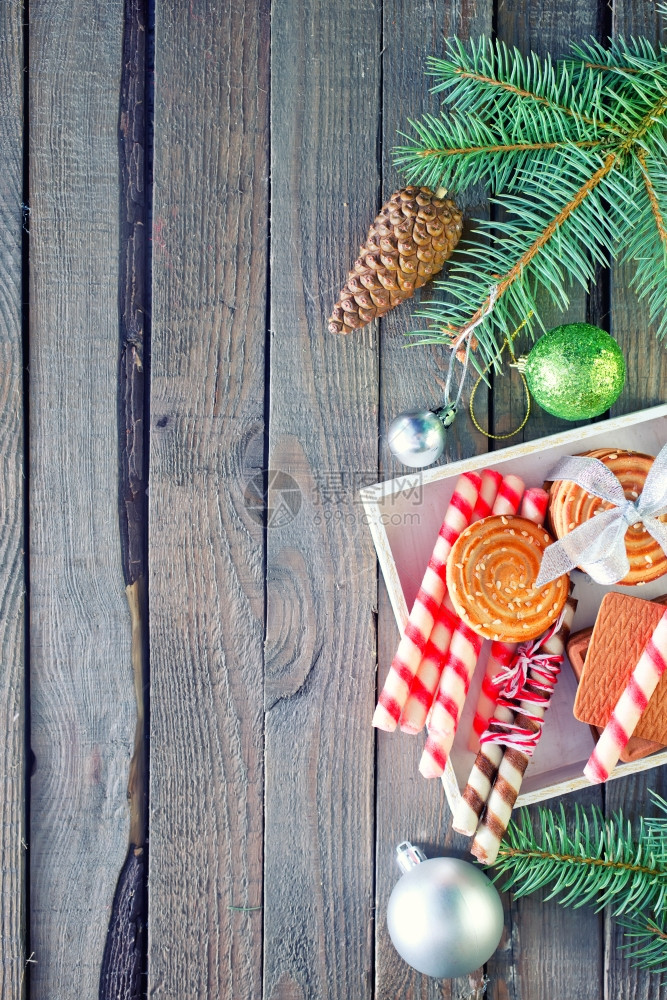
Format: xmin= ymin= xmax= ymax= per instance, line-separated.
xmin=535 ymin=443 xmax=667 ymax=587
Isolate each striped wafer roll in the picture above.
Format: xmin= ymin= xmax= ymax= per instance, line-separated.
xmin=491 ymin=474 xmax=525 ymax=517
xmin=584 ymin=609 xmax=667 ymax=783
xmin=470 ymin=596 xmax=577 ymax=863
xmin=420 ymin=474 xmax=526 ymax=777
xmin=399 ymin=596 xmax=459 ymax=734
xmin=471 ymin=469 xmax=504 ymax=522
xmin=520 ymin=487 xmax=549 ymax=526
xmin=400 ymin=471 xmax=504 ymax=734
xmin=468 ymin=641 xmax=515 ymax=752
xmin=455 ymin=627 xmax=553 ymax=836
xmin=468 ymin=489 xmax=550 ymax=751
xmin=419 ymin=620 xmax=484 ymax=778
xmin=373 ymin=471 xmax=482 ymax=731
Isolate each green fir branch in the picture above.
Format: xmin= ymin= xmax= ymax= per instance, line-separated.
xmin=395 ymin=34 xmax=667 ymax=366
xmin=488 ymin=792 xmax=667 ymax=974
xmin=426 ymin=38 xmax=618 ymax=137
xmin=622 ymin=154 xmax=667 ymax=339
xmin=618 ymin=914 xmax=667 ymax=971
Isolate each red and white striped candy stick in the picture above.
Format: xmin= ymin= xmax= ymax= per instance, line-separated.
xmin=399 ymin=470 xmax=503 ymax=735
xmin=471 ymin=469 xmax=504 ymax=522
xmin=419 ymin=622 xmax=484 ymax=777
xmin=419 ymin=474 xmax=525 ymax=778
xmin=492 ymin=474 xmax=525 ymax=518
xmin=520 ymin=486 xmax=549 ymax=527
xmin=584 ymin=609 xmax=667 ymax=783
xmin=399 ymin=596 xmax=459 ymax=734
xmin=468 ymin=488 xmax=550 ymax=751
xmin=468 ymin=642 xmax=514 ymax=752
xmin=372 ymin=471 xmax=482 ymax=732
xmin=470 ymin=597 xmax=576 ymax=863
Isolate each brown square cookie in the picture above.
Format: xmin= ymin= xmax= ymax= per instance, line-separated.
xmin=567 ymin=624 xmax=663 ymax=763
xmin=573 ymin=592 xmax=667 ymax=748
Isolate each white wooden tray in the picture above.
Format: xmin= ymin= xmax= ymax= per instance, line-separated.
xmin=361 ymin=404 xmax=667 ymax=811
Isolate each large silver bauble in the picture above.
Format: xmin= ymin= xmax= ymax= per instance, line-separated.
xmin=387 ymin=856 xmax=504 ymax=978
xmin=387 ymin=409 xmax=448 ymax=468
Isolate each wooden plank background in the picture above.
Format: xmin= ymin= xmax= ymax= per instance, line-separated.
xmin=148 ymin=1 xmax=269 ymax=996
xmin=0 ymin=1 xmax=25 ymax=996
xmin=265 ymin=1 xmax=380 ymax=996
xmin=28 ymin=3 xmax=137 ymax=997
xmin=5 ymin=0 xmax=667 ymax=997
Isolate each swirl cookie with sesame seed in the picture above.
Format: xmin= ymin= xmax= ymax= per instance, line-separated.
xmin=446 ymin=514 xmax=569 ymax=642
xmin=547 ymin=448 xmax=667 ymax=586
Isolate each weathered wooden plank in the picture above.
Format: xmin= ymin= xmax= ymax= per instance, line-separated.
xmin=28 ymin=3 xmax=136 ymax=996
xmin=98 ymin=6 xmax=149 ymax=995
xmin=0 ymin=1 xmax=25 ymax=995
xmin=375 ymin=2 xmax=492 ymax=998
xmin=605 ymin=6 xmax=667 ymax=998
xmin=148 ymin=1 xmax=269 ymax=996
xmin=265 ymin=0 xmax=380 ymax=997
xmin=486 ymin=3 xmax=606 ymax=998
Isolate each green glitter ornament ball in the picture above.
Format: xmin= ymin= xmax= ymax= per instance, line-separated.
xmin=519 ymin=323 xmax=626 ymax=420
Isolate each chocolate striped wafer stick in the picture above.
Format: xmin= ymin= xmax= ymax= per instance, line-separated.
xmin=584 ymin=609 xmax=667 ymax=783
xmin=470 ymin=597 xmax=577 ymax=864
xmin=399 ymin=470 xmax=504 ymax=734
xmin=468 ymin=489 xmax=550 ymax=752
xmin=373 ymin=471 xmax=482 ymax=731
xmin=419 ymin=474 xmax=526 ymax=778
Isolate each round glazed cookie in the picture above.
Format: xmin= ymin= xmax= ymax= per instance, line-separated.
xmin=548 ymin=448 xmax=667 ymax=586
xmin=446 ymin=514 xmax=569 ymax=642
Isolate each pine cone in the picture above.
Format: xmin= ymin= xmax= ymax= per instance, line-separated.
xmin=328 ymin=186 xmax=463 ymax=335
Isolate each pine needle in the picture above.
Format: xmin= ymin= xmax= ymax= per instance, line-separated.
xmin=396 ymin=35 xmax=667 ymax=364
xmin=487 ymin=791 xmax=667 ymax=974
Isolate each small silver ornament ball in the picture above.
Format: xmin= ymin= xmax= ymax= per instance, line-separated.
xmin=387 ymin=409 xmax=447 ymax=468
xmin=387 ymin=854 xmax=504 ymax=978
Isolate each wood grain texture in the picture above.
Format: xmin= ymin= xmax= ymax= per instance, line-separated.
xmin=605 ymin=5 xmax=667 ymax=998
xmin=98 ymin=4 xmax=150 ymax=992
xmin=148 ymin=1 xmax=269 ymax=996
xmin=375 ymin=3 xmax=492 ymax=999
xmin=118 ymin=0 xmax=149 ymax=590
xmin=0 ymin=1 xmax=25 ymax=996
xmin=28 ymin=3 xmax=136 ymax=996
xmin=265 ymin=0 xmax=380 ymax=996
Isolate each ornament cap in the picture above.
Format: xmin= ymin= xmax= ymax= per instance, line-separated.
xmin=396 ymin=840 xmax=427 ymax=873
xmin=434 ymin=402 xmax=458 ymax=428
xmin=511 ymin=357 xmax=528 ymax=373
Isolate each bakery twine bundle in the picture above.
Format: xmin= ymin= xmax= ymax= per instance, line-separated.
xmin=480 ymin=613 xmax=564 ymax=756
xmin=536 ymin=444 xmax=667 ymax=586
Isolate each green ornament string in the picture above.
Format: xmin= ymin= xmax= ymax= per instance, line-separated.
xmin=468 ymin=314 xmax=533 ymax=440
